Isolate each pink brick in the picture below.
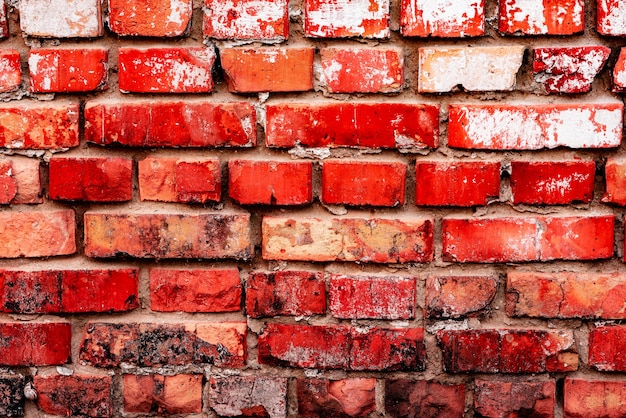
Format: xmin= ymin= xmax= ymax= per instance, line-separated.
xmin=20 ymin=0 xmax=103 ymax=38
xmin=401 ymin=0 xmax=484 ymax=37
xmin=499 ymin=0 xmax=584 ymax=35
xmin=448 ymin=103 xmax=623 ymax=150
xmin=304 ymin=0 xmax=389 ymax=38
xmin=108 ymin=0 xmax=192 ymax=37
xmin=0 ymin=50 xmax=21 ymax=93
xmin=210 ymin=376 xmax=288 ymax=417
xmin=598 ymin=0 xmax=626 ymax=35
xmin=29 ymin=48 xmax=108 ymax=93
xmin=204 ymin=0 xmax=289 ymax=41
xmin=118 ymin=47 xmax=215 ymax=93
xmin=35 ymin=375 xmax=112 ymax=417
xmin=613 ymin=48 xmax=626 ymax=92
xmin=386 ymin=380 xmax=465 ymax=417
xmin=320 ymin=47 xmax=403 ymax=93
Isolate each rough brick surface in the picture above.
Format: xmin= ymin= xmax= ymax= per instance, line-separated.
xmin=473 ymin=380 xmax=556 ymax=418
xmin=385 ymin=380 xmax=466 ymax=417
xmin=204 ymin=0 xmax=289 ymax=40
xmin=498 ymin=0 xmax=584 ymax=35
xmin=598 ymin=0 xmax=626 ymax=35
xmin=0 ymin=50 xmax=21 ymax=93
xmin=20 ymin=0 xmax=103 ymax=37
xmin=0 ymin=2 xmax=7 ymax=38
xmin=124 ymin=374 xmax=202 ymax=414
xmin=401 ymin=0 xmax=484 ymax=37
xmin=298 ymin=379 xmax=376 ymax=417
xmin=108 ymin=0 xmax=192 ymax=37
xmin=304 ymin=0 xmax=389 ymax=38
xmin=589 ymin=325 xmax=626 ymax=371
xmin=565 ymin=378 xmax=626 ymax=417
xmin=0 ymin=375 xmax=24 ymax=417
xmin=35 ymin=375 xmax=112 ymax=418
xmin=613 ymin=48 xmax=626 ymax=92
xmin=29 ymin=48 xmax=108 ymax=93
xmin=209 ymin=376 xmax=288 ymax=417
xmin=0 ymin=322 xmax=71 ymax=366
xmin=426 ymin=275 xmax=497 ymax=318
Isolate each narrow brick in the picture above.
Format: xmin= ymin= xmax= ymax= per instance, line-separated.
xmin=603 ymin=157 xmax=626 ymax=205
xmin=266 ymin=102 xmax=439 ymax=150
xmin=209 ymin=376 xmax=288 ymax=417
xmin=589 ymin=325 xmax=626 ymax=371
xmin=0 ymin=322 xmax=71 ymax=366
xmin=118 ymin=47 xmax=215 ymax=93
xmin=0 ymin=160 xmax=16 ymax=204
xmin=108 ymin=0 xmax=192 ymax=37
xmin=426 ymin=275 xmax=497 ymax=319
xmin=1 ymin=269 xmax=60 ymax=313
xmin=0 ymin=375 xmax=24 ymax=417
xmin=298 ymin=379 xmax=375 ymax=417
xmin=448 ymin=103 xmax=623 ymax=150
xmin=474 ymin=380 xmax=556 ymax=418
xmin=304 ymin=0 xmax=389 ymax=38
xmin=124 ymin=374 xmax=202 ymax=414
xmin=35 ymin=375 xmax=112 ymax=418
xmin=204 ymin=0 xmax=289 ymax=41
xmin=498 ymin=0 xmax=584 ymax=35
xmin=385 ymin=380 xmax=466 ymax=417
xmin=84 ymin=100 xmax=256 ymax=148
xmin=613 ymin=48 xmax=626 ymax=92
xmin=0 ymin=50 xmax=21 ymax=93
xmin=29 ymin=48 xmax=108 ymax=93
xmin=8 ymin=156 xmax=42 ymax=204
xmin=598 ymin=0 xmax=626 ymax=35
xmin=565 ymin=378 xmax=626 ymax=417
xmin=0 ymin=2 xmax=7 ymax=38
xmin=150 ymin=268 xmax=241 ymax=312
xmin=401 ymin=0 xmax=484 ymax=37
xmin=263 ymin=216 xmax=433 ymax=263
xmin=84 ymin=211 xmax=252 ymax=259
xmin=20 ymin=0 xmax=103 ymax=37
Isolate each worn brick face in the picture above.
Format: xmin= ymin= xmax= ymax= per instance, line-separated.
xmin=29 ymin=48 xmax=108 ymax=93
xmin=498 ymin=0 xmax=584 ymax=35
xmin=35 ymin=375 xmax=112 ymax=418
xmin=565 ymin=378 xmax=626 ymax=417
xmin=401 ymin=0 xmax=484 ymax=37
xmin=385 ymin=380 xmax=466 ymax=417
xmin=304 ymin=0 xmax=390 ymax=38
xmin=473 ymin=380 xmax=556 ymax=418
xmin=0 ymin=375 xmax=24 ymax=417
xmin=123 ymin=374 xmax=202 ymax=414
xmin=204 ymin=0 xmax=289 ymax=40
xmin=108 ymin=0 xmax=192 ymax=37
xmin=0 ymin=50 xmax=21 ymax=93
xmin=20 ymin=0 xmax=103 ymax=37
xmin=209 ymin=376 xmax=288 ymax=417
xmin=298 ymin=379 xmax=376 ymax=417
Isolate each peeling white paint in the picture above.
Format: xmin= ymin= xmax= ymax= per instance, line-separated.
xmin=598 ymin=0 xmax=626 ymax=35
xmin=206 ymin=0 xmax=287 ymax=39
xmin=20 ymin=0 xmax=102 ymax=37
xmin=405 ymin=0 xmax=483 ymax=35
xmin=509 ymin=0 xmax=548 ymax=32
xmin=305 ymin=0 xmax=389 ymax=38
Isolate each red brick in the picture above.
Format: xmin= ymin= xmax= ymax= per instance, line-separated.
xmin=0 ymin=50 xmax=21 ymax=93
xmin=221 ymin=47 xmax=314 ymax=93
xmin=108 ymin=0 xmax=192 ymax=36
xmin=565 ymin=378 xmax=626 ymax=417
xmin=85 ymin=100 xmax=256 ymax=148
xmin=474 ymin=380 xmax=555 ymax=418
xmin=84 ymin=211 xmax=251 ymax=259
xmin=0 ymin=210 xmax=76 ymax=258
xmin=533 ymin=47 xmax=610 ymax=94
xmin=209 ymin=376 xmax=288 ymax=417
xmin=510 ymin=160 xmax=595 ymax=205
xmin=8 ymin=156 xmax=42 ymax=204
xmin=263 ymin=216 xmax=433 ymax=263
xmin=320 ymin=47 xmax=403 ymax=93
xmin=229 ymin=160 xmax=312 ymax=205
xmin=443 ymin=215 xmax=614 ymax=263
xmin=150 ymin=268 xmax=241 ymax=312
xmin=61 ymin=269 xmax=139 ymax=313
xmin=507 ymin=272 xmax=626 ymax=319
xmin=426 ymin=275 xmax=497 ymax=319
xmin=589 ymin=325 xmax=626 ymax=371
xmin=29 ymin=48 xmax=108 ymax=93
xmin=20 ymin=0 xmax=103 ymax=37
xmin=298 ymin=379 xmax=375 ymax=417
xmin=0 ymin=102 xmax=79 ymax=150
xmin=246 ymin=270 xmax=325 ymax=318
xmin=415 ymin=161 xmax=500 ymax=206
xmin=613 ymin=48 xmax=626 ymax=92
xmin=49 ymin=157 xmax=133 ymax=202
xmin=204 ymin=0 xmax=289 ymax=40
xmin=0 ymin=2 xmax=7 ymax=38
xmin=266 ymin=103 xmax=439 ymax=150
xmin=437 ymin=329 xmax=577 ymax=373
xmin=0 ymin=375 xmax=25 ymax=416
xmin=0 ymin=160 xmax=16 ymax=204
xmin=385 ymin=380 xmax=465 ymax=417
xmin=118 ymin=47 xmax=216 ymax=93
xmin=401 ymin=0 xmax=484 ymax=37
xmin=35 ymin=375 xmax=112 ymax=418
xmin=448 ymin=103 xmax=623 ymax=150
xmin=322 ymin=160 xmax=406 ymax=207
xmin=603 ymin=157 xmax=626 ymax=205
xmin=258 ymin=324 xmax=425 ymax=371
xmin=498 ymin=0 xmax=584 ymax=35
xmin=304 ymin=0 xmax=389 ymax=38
xmin=0 ymin=322 xmax=71 ymax=366
xmin=329 ymin=274 xmax=415 ymax=319
xmin=1 ymin=269 xmax=60 ymax=313
xmin=195 ymin=322 xmax=247 ymax=367
xmin=124 ymin=374 xmax=202 ymax=414
xmin=598 ymin=0 xmax=626 ymax=35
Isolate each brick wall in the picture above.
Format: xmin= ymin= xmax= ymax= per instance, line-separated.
xmin=0 ymin=0 xmax=625 ymax=416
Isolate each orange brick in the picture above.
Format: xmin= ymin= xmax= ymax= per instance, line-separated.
xmin=29 ymin=48 xmax=108 ymax=93
xmin=124 ymin=374 xmax=202 ymax=414
xmin=108 ymin=0 xmax=192 ymax=36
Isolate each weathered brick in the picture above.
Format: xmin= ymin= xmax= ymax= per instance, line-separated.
xmin=603 ymin=157 xmax=626 ymax=205
xmin=498 ymin=0 xmax=584 ymax=35
xmin=304 ymin=0 xmax=389 ymax=38
xmin=29 ymin=48 xmax=108 ymax=93
xmin=438 ymin=329 xmax=577 ymax=373
xmin=138 ymin=157 xmax=221 ymax=203
xmin=204 ymin=0 xmax=289 ymax=40
xmin=474 ymin=380 xmax=555 ymax=418
xmin=35 ymin=375 xmax=112 ymax=418
xmin=507 ymin=272 xmax=626 ymax=320
xmin=220 ymin=47 xmax=314 ymax=93
xmin=258 ymin=324 xmax=425 ymax=371
xmin=118 ymin=47 xmax=215 ymax=93
xmin=0 ymin=322 xmax=71 ymax=366
xmin=262 ymin=216 xmax=433 ymax=263
xmin=588 ymin=325 xmax=626 ymax=371
xmin=84 ymin=211 xmax=252 ymax=259
xmin=266 ymin=102 xmax=439 ymax=150
xmin=49 ymin=157 xmax=133 ymax=202
xmin=401 ymin=0 xmax=484 ymax=37
xmin=510 ymin=160 xmax=595 ymax=205
xmin=322 ymin=160 xmax=406 ymax=207
xmin=329 ymin=274 xmax=416 ymax=319
xmin=533 ymin=47 xmax=610 ymax=94
xmin=426 ymin=275 xmax=497 ymax=319
xmin=385 ymin=380 xmax=465 ymax=417
xmin=565 ymin=378 xmax=626 ymax=418
xmin=598 ymin=0 xmax=626 ymax=35
xmin=298 ymin=379 xmax=375 ymax=417
xmin=228 ymin=160 xmax=313 ymax=205
xmin=0 ymin=102 xmax=79 ymax=150
xmin=0 ymin=160 xmax=16 ymax=204
xmin=108 ymin=0 xmax=192 ymax=36
xmin=84 ymin=100 xmax=256 ymax=148
xmin=613 ymin=48 xmax=626 ymax=92
xmin=0 ymin=2 xmax=7 ymax=38
xmin=0 ymin=375 xmax=24 ymax=417
xmin=20 ymin=0 xmax=103 ymax=37
xmin=150 ymin=268 xmax=241 ymax=312
xmin=448 ymin=103 xmax=623 ymax=150
xmin=209 ymin=376 xmax=288 ymax=417
xmin=443 ymin=215 xmax=614 ymax=263
xmin=1 ymin=269 xmax=59 ymax=313
xmin=418 ymin=46 xmax=524 ymax=92
xmin=0 ymin=50 xmax=21 ymax=93
xmin=246 ymin=270 xmax=325 ymax=318
xmin=124 ymin=374 xmax=202 ymax=414
xmin=320 ymin=47 xmax=403 ymax=93
xmin=0 ymin=210 xmax=76 ymax=258
xmin=415 ymin=161 xmax=500 ymax=206
xmin=195 ymin=322 xmax=247 ymax=367
xmin=6 ymin=157 xmax=42 ymax=204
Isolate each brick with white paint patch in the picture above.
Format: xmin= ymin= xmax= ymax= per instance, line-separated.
xmin=0 ymin=2 xmax=7 ymax=38
xmin=29 ymin=48 xmax=108 ymax=93
xmin=498 ymin=0 xmax=584 ymax=35
xmin=304 ymin=0 xmax=390 ymax=38
xmin=418 ymin=47 xmax=524 ymax=93
xmin=598 ymin=0 xmax=626 ymax=35
xmin=612 ymin=48 xmax=626 ymax=92
xmin=20 ymin=0 xmax=103 ymax=38
xmin=401 ymin=0 xmax=484 ymax=37
xmin=448 ymin=103 xmax=623 ymax=150
xmin=108 ymin=0 xmax=192 ymax=37
xmin=603 ymin=157 xmax=626 ymax=205
xmin=204 ymin=0 xmax=289 ymax=41
xmin=0 ymin=51 xmax=21 ymax=93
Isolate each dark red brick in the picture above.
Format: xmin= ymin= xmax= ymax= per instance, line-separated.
xmin=304 ymin=0 xmax=389 ymax=38
xmin=1 ymin=269 xmax=60 ymax=313
xmin=209 ymin=376 xmax=288 ymax=417
xmin=35 ymin=375 xmax=112 ymax=418
xmin=0 ymin=375 xmax=24 ymax=417
xmin=589 ymin=325 xmax=626 ymax=371
xmin=204 ymin=0 xmax=289 ymax=41
xmin=0 ymin=322 xmax=71 ymax=366
xmin=385 ymin=380 xmax=465 ymax=418
xmin=61 ymin=269 xmax=139 ymax=313
xmin=108 ymin=0 xmax=192 ymax=37
xmin=474 ymin=380 xmax=555 ymax=418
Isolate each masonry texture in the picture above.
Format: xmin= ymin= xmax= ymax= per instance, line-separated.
xmin=1 ymin=0 xmax=626 ymax=417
